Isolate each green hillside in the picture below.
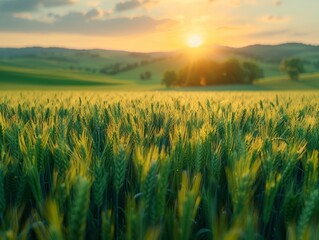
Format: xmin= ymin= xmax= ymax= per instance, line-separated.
xmin=1 ymin=43 xmax=319 ymax=90
xmin=256 ymin=72 xmax=319 ymax=90
xmin=0 ymin=65 xmax=130 ymax=89
xmin=229 ymin=43 xmax=319 ymax=62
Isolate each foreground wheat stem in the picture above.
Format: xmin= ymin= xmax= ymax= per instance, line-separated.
xmin=68 ymin=176 xmax=90 ymax=240
xmin=114 ymin=148 xmax=127 ymax=240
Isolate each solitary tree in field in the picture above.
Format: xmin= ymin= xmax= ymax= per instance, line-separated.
xmin=280 ymin=58 xmax=304 ymax=81
xmin=145 ymin=71 xmax=152 ymax=80
xmin=162 ymin=70 xmax=178 ymax=87
xmin=140 ymin=71 xmax=152 ymax=80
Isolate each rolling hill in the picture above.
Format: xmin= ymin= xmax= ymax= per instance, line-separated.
xmin=0 ymin=43 xmax=319 ymax=90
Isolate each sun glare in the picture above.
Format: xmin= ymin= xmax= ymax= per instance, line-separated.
xmin=187 ymin=34 xmax=203 ymax=48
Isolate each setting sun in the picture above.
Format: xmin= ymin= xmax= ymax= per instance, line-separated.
xmin=187 ymin=34 xmax=203 ymax=48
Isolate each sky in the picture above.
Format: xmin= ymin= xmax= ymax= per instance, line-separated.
xmin=0 ymin=0 xmax=318 ymax=52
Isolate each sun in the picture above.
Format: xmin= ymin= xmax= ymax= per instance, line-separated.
xmin=187 ymin=34 xmax=203 ymax=48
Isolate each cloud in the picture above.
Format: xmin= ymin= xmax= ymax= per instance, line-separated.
xmin=86 ymin=0 xmax=100 ymax=7
xmin=115 ymin=0 xmax=157 ymax=12
xmin=247 ymin=29 xmax=289 ymax=38
xmin=43 ymin=0 xmax=77 ymax=7
xmin=0 ymin=11 xmax=177 ymax=36
xmin=291 ymin=32 xmax=307 ymax=37
xmin=216 ymin=26 xmax=241 ymax=32
xmin=209 ymin=0 xmax=258 ymax=7
xmin=194 ymin=15 xmax=212 ymax=23
xmin=259 ymin=15 xmax=290 ymax=23
xmin=247 ymin=29 xmax=308 ymax=40
xmin=115 ymin=0 xmax=142 ymax=11
xmin=0 ymin=0 xmax=39 ymax=12
xmin=0 ymin=0 xmax=77 ymax=13
xmin=12 ymin=12 xmax=34 ymax=20
xmin=85 ymin=8 xmax=107 ymax=19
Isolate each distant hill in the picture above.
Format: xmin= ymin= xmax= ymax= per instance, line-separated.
xmin=1 ymin=43 xmax=319 ymax=65
xmin=0 ymin=47 xmax=171 ymax=59
xmin=0 ymin=43 xmax=319 ymax=89
xmin=1 ymin=42 xmax=318 ymax=60
xmin=227 ymin=43 xmax=319 ymax=62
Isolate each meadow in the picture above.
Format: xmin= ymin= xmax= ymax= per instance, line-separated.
xmin=0 ymin=91 xmax=319 ymax=240
xmin=1 ymin=43 xmax=319 ymax=91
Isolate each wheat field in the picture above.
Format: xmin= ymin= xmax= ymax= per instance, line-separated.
xmin=0 ymin=91 xmax=319 ymax=240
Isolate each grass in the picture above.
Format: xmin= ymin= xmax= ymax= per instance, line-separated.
xmin=0 ymin=65 xmax=137 ymax=90
xmin=1 ymin=44 xmax=319 ymax=91
xmin=1 ymin=63 xmax=319 ymax=91
xmin=0 ymin=91 xmax=319 ymax=240
xmin=255 ymin=73 xmax=319 ymax=90
xmin=162 ymin=73 xmax=319 ymax=91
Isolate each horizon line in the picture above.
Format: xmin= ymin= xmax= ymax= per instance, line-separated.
xmin=0 ymin=41 xmax=318 ymax=54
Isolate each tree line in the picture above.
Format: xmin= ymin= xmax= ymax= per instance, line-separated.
xmin=162 ymin=59 xmax=264 ymax=87
xmin=100 ymin=57 xmax=168 ymax=75
xmin=162 ymin=57 xmax=307 ymax=87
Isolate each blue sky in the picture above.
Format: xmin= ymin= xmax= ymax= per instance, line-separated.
xmin=0 ymin=0 xmax=318 ymax=51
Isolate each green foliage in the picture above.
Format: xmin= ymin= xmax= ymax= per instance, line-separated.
xmin=0 ymin=92 xmax=318 ymax=240
xmin=162 ymin=58 xmax=264 ymax=87
xmin=243 ymin=61 xmax=264 ymax=83
xmin=297 ymin=189 xmax=319 ymax=239
xmin=92 ymin=162 xmax=107 ymax=208
xmin=280 ymin=58 xmax=305 ymax=80
xmin=68 ymin=176 xmax=90 ymax=240
xmin=0 ymin=166 xmax=6 ymax=214
xmin=140 ymin=71 xmax=152 ymax=80
xmin=162 ymin=70 xmax=178 ymax=87
xmin=114 ymin=148 xmax=127 ymax=193
xmin=143 ymin=163 xmax=158 ymax=225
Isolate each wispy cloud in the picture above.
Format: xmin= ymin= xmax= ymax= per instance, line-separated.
xmin=259 ymin=15 xmax=290 ymax=23
xmin=0 ymin=0 xmax=78 ymax=12
xmin=0 ymin=11 xmax=177 ymax=36
xmin=85 ymin=8 xmax=107 ymax=20
xmin=248 ymin=29 xmax=289 ymax=38
xmin=12 ymin=12 xmax=34 ymax=20
xmin=0 ymin=0 xmax=318 ymax=50
xmin=216 ymin=25 xmax=241 ymax=32
xmin=86 ymin=0 xmax=100 ymax=7
xmin=248 ymin=29 xmax=308 ymax=39
xmin=115 ymin=0 xmax=141 ymax=12
xmin=115 ymin=0 xmax=158 ymax=12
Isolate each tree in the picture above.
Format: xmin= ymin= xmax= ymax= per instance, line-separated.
xmin=161 ymin=58 xmax=265 ymax=88
xmin=145 ymin=71 xmax=152 ymax=80
xmin=206 ymin=61 xmax=222 ymax=85
xmin=180 ymin=59 xmax=220 ymax=86
xmin=140 ymin=71 xmax=152 ymax=80
xmin=280 ymin=58 xmax=304 ymax=81
xmin=242 ymin=61 xmax=264 ymax=83
xmin=221 ymin=59 xmax=246 ymax=84
xmin=162 ymin=71 xmax=178 ymax=87
xmin=140 ymin=73 xmax=145 ymax=80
